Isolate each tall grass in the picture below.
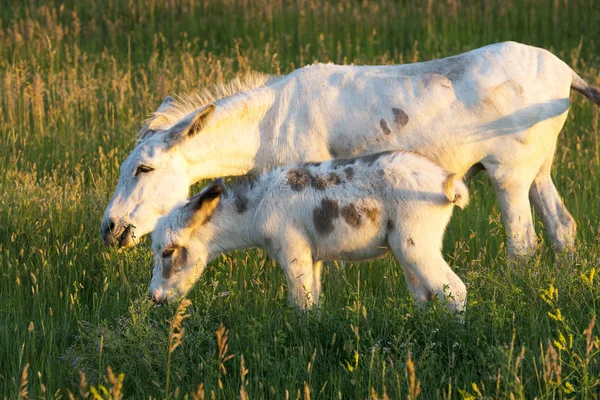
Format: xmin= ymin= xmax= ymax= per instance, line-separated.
xmin=0 ymin=0 xmax=599 ymax=398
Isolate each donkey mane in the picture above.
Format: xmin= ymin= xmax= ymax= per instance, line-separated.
xmin=137 ymin=72 xmax=277 ymax=140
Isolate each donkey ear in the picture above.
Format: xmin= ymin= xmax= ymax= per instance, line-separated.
xmin=187 ymin=104 xmax=216 ymax=137
xmin=168 ymin=104 xmax=216 ymax=143
xmin=185 ymin=178 xmax=224 ymax=227
xmin=158 ymin=96 xmax=175 ymax=111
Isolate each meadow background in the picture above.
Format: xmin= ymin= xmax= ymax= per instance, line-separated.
xmin=1 ymin=0 xmax=600 ymax=398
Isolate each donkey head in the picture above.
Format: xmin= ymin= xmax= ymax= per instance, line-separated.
xmin=149 ymin=180 xmax=224 ymax=303
xmin=101 ymin=99 xmax=216 ymax=247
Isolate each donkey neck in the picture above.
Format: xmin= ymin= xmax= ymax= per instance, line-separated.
xmin=203 ymin=183 xmax=266 ymax=260
xmin=183 ymin=88 xmax=276 ymax=181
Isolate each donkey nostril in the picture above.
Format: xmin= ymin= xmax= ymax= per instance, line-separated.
xmin=102 ymin=219 xmax=117 ymax=235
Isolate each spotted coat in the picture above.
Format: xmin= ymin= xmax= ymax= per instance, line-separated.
xmin=150 ymin=151 xmax=470 ymax=313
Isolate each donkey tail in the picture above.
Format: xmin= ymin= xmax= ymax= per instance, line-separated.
xmin=571 ymin=71 xmax=600 ymax=105
xmin=442 ymin=173 xmax=469 ymax=210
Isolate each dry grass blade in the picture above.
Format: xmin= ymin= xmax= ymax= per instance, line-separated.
xmin=169 ymin=299 xmax=192 ymax=354
xmin=303 ymin=381 xmax=311 ymax=400
xmin=240 ymin=354 xmax=249 ymax=400
xmin=406 ymin=353 xmax=421 ymax=400
xmin=585 ymin=315 xmax=597 ymax=356
xmin=79 ymin=370 xmax=90 ymax=398
xmin=543 ymin=340 xmax=562 ymax=388
xmin=370 ymin=385 xmax=391 ymax=400
xmin=18 ymin=363 xmax=29 ymax=400
xmin=106 ymin=366 xmax=124 ymax=400
xmin=166 ymin=298 xmax=193 ymax=399
xmin=192 ymin=383 xmax=205 ymax=400
xmin=216 ymin=323 xmax=235 ymax=375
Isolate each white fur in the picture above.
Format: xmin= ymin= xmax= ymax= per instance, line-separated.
xmin=103 ymin=41 xmax=599 ymax=256
xmin=150 ymin=151 xmax=469 ymax=312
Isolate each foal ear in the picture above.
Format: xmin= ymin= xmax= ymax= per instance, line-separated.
xmin=185 ymin=178 xmax=224 ymax=227
xmin=168 ymin=104 xmax=216 ymax=143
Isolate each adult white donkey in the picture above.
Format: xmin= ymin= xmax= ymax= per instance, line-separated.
xmin=102 ymin=41 xmax=600 ymax=257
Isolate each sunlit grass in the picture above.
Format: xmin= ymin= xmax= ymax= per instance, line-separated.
xmin=0 ymin=0 xmax=599 ymax=398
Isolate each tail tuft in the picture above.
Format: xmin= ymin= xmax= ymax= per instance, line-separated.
xmin=442 ymin=173 xmax=469 ymax=209
xmin=571 ymin=71 xmax=600 ymax=106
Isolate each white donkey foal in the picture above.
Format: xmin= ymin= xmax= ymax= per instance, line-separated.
xmin=149 ymin=151 xmax=469 ymax=312
xmin=104 ymin=41 xmax=600 ymax=257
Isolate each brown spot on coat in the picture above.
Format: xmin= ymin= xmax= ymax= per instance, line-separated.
xmin=365 ymin=207 xmax=380 ymax=223
xmin=312 ymin=175 xmax=327 ymax=190
xmin=328 ymin=172 xmax=341 ymax=185
xmin=392 ymin=108 xmax=409 ymax=127
xmin=407 ymin=237 xmax=415 ymax=246
xmin=344 ymin=167 xmax=354 ymax=180
xmin=313 ymin=197 xmax=340 ymax=235
xmin=235 ymin=194 xmax=249 ymax=214
xmin=312 ymin=173 xmax=341 ymax=190
xmin=341 ymin=204 xmax=362 ymax=227
xmin=287 ymin=168 xmax=312 ymax=191
xmin=380 ymin=118 xmax=391 ymax=135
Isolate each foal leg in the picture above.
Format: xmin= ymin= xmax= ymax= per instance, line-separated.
xmin=388 ymin=230 xmax=467 ymax=313
xmin=274 ymin=231 xmax=318 ymax=309
xmin=529 ymin=149 xmax=576 ymax=252
xmin=312 ymin=261 xmax=323 ymax=304
xmin=402 ymin=268 xmax=429 ymax=304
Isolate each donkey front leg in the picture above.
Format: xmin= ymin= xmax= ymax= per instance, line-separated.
xmin=486 ymin=166 xmax=538 ymax=258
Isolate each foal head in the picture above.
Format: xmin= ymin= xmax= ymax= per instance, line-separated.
xmin=149 ymin=179 xmax=224 ymax=303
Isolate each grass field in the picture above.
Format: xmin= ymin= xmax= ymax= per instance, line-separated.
xmin=1 ymin=0 xmax=600 ymax=398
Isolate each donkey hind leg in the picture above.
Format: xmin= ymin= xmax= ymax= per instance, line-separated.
xmin=275 ymin=233 xmax=319 ymax=309
xmin=529 ymin=157 xmax=576 ymax=253
xmin=388 ymin=232 xmax=467 ymax=313
xmin=486 ymin=167 xmax=538 ymax=258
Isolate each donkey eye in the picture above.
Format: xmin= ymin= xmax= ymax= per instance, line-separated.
xmin=135 ymin=165 xmax=154 ymax=176
xmin=162 ymin=248 xmax=175 ymax=258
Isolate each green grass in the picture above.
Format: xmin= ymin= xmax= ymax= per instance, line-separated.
xmin=1 ymin=0 xmax=599 ymax=398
